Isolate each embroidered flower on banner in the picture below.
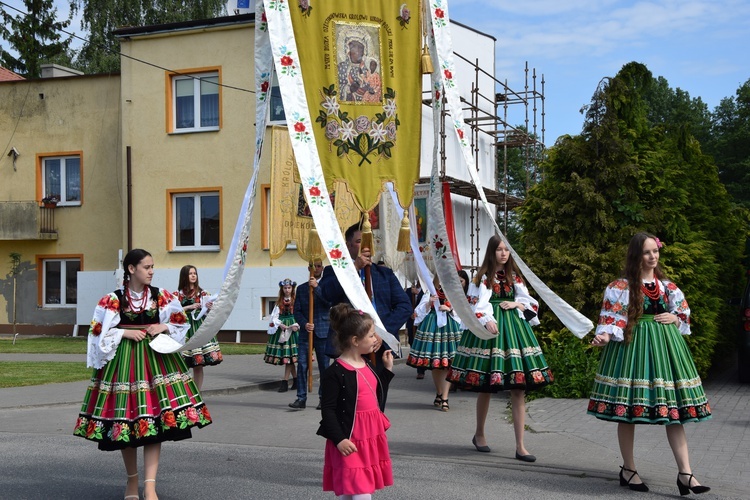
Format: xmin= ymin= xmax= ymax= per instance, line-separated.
xmin=298 ymin=0 xmax=312 ymax=17
xmin=397 ymin=3 xmax=411 ymax=28
xmin=307 ymin=176 xmax=327 ymax=206
xmin=237 ymin=237 xmax=249 ymax=267
xmin=327 ymin=242 xmax=349 ymax=269
xmin=258 ymin=74 xmax=270 ymax=102
xmin=433 ymin=4 xmax=447 ymax=27
xmin=278 ymin=46 xmax=298 ymax=77
xmin=454 ymin=120 xmax=468 ymax=147
xmin=290 ymin=113 xmax=312 ymax=143
xmin=432 ymin=234 xmax=448 ymax=259
xmin=316 ymin=85 xmax=398 ymax=166
xmin=267 ymin=0 xmax=287 ymax=12
xmin=442 ymin=63 xmax=456 ymax=88
xmin=259 ymin=10 xmax=268 ymax=31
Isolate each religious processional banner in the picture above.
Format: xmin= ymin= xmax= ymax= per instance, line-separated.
xmin=270 ymin=126 xmax=361 ymax=261
xmin=288 ymin=0 xmax=422 ymax=212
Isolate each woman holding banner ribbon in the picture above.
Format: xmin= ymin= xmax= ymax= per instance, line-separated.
xmin=448 ymin=236 xmax=552 ymax=462
xmin=176 ymin=265 xmax=223 ymax=391
xmin=73 ymin=249 xmax=211 ymax=500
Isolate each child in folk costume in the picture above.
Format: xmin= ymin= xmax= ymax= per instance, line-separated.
xmin=74 ymin=249 xmax=211 ymax=500
xmin=318 ymin=304 xmax=394 ymax=499
xmin=175 ymin=265 xmax=223 ymax=391
xmin=448 ymin=235 xmax=552 ymax=462
xmin=406 ymin=275 xmax=463 ymax=411
xmin=589 ymin=233 xmax=711 ymax=494
xmin=265 ymin=278 xmax=299 ymax=393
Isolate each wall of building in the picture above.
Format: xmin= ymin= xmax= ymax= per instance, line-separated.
xmin=0 ymin=75 xmax=122 ymax=329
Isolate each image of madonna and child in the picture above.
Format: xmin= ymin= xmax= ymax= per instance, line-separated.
xmin=265 ymin=278 xmax=299 ymax=393
xmin=406 ymin=271 xmax=469 ymax=411
xmin=448 ymin=235 xmax=552 ymax=462
xmin=175 ymin=265 xmax=223 ymax=391
xmin=318 ymin=303 xmax=394 ymax=500
xmin=74 ymin=248 xmax=211 ymax=500
xmin=588 ymin=232 xmax=711 ymax=495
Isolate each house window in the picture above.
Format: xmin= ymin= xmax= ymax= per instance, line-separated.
xmin=41 ymin=155 xmax=82 ymax=206
xmin=262 ymin=297 xmax=277 ymax=319
xmin=40 ymin=257 xmax=81 ymax=307
xmin=269 ymin=70 xmax=286 ymax=123
xmin=172 ymin=71 xmax=220 ymax=132
xmin=171 ymin=190 xmax=221 ymax=251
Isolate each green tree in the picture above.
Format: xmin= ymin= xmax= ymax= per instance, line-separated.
xmin=519 ymin=62 xmax=745 ymax=395
xmin=704 ymin=79 xmax=750 ymax=209
xmin=0 ymin=0 xmax=72 ymax=78
xmin=70 ymin=0 xmax=227 ymax=73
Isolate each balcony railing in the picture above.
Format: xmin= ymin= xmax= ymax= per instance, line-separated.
xmin=0 ymin=201 xmax=58 ymax=240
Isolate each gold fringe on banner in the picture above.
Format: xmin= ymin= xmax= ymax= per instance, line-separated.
xmin=397 ymin=208 xmax=411 ymax=251
xmin=360 ymin=212 xmax=374 ymax=253
xmin=420 ymin=0 xmax=433 ymax=74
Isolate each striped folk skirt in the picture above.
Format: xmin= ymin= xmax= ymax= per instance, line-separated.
xmin=587 ymin=315 xmax=711 ymax=424
xmin=182 ymin=314 xmax=223 ymax=368
xmin=406 ymin=311 xmax=462 ymax=370
xmin=74 ymin=336 xmax=211 ymax=450
xmin=447 ymin=301 xmax=553 ymax=392
xmin=264 ymin=314 xmax=299 ymax=365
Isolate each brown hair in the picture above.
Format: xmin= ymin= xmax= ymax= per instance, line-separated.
xmin=474 ymin=235 xmax=522 ymax=289
xmin=177 ymin=265 xmax=202 ymax=296
xmin=329 ymin=303 xmax=373 ymax=353
xmin=622 ymin=232 xmax=666 ymax=343
xmin=277 ymin=279 xmax=297 ymax=304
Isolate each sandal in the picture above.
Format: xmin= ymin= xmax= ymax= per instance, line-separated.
xmin=143 ymin=478 xmax=157 ymax=500
xmin=440 ymin=398 xmax=450 ymax=412
xmin=125 ymin=472 xmax=139 ymax=500
xmin=433 ymin=393 xmax=442 ymax=407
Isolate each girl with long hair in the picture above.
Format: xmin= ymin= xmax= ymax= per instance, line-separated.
xmin=175 ymin=265 xmax=223 ymax=391
xmin=74 ymin=249 xmax=211 ymax=500
xmin=448 ymin=235 xmax=552 ymax=462
xmin=589 ymin=232 xmax=711 ymax=494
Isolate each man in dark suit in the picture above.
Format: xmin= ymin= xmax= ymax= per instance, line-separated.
xmin=317 ymin=222 xmax=412 ymax=359
xmin=289 ymin=259 xmax=330 ymax=410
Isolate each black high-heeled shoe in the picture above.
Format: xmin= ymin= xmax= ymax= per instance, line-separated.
xmin=677 ymin=472 xmax=711 ymax=495
xmin=619 ymin=466 xmax=649 ymax=492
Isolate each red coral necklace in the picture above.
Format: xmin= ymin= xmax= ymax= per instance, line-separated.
xmin=641 ymin=279 xmax=661 ymax=301
xmin=126 ymin=286 xmax=149 ymax=313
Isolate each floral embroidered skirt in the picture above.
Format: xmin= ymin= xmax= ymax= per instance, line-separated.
xmin=264 ymin=314 xmax=299 ymax=365
xmin=588 ymin=315 xmax=711 ymax=424
xmin=74 ymin=337 xmax=211 ymax=451
xmin=182 ymin=315 xmax=223 ymax=368
xmin=407 ymin=312 xmax=462 ymax=370
xmin=448 ymin=300 xmax=553 ymax=392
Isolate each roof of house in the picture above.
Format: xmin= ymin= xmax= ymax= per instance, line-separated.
xmin=0 ymin=66 xmax=24 ymax=82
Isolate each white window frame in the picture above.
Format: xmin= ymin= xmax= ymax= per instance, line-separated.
xmin=171 ymin=72 xmax=220 ymax=133
xmin=42 ymin=155 xmax=82 ymax=206
xmin=171 ymin=192 xmax=221 ymax=252
xmin=42 ymin=258 xmax=80 ymax=308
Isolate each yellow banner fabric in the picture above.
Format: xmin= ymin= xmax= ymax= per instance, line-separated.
xmin=289 ymin=0 xmax=422 ymax=212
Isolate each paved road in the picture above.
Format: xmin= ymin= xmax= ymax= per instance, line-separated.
xmin=0 ymin=351 xmax=746 ymax=499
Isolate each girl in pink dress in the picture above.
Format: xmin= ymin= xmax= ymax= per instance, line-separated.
xmin=317 ymin=304 xmax=394 ymax=499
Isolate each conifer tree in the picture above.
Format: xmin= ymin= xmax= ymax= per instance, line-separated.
xmin=0 ymin=0 xmax=72 ymax=78
xmin=69 ymin=0 xmax=227 ymax=73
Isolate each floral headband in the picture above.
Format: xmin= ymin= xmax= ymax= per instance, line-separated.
xmin=279 ymin=278 xmax=297 ymax=287
xmin=654 ymin=237 xmax=663 ymax=249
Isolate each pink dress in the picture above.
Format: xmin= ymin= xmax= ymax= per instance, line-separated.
xmin=323 ymin=360 xmax=393 ymax=495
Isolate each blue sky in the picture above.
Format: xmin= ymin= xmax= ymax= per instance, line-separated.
xmin=447 ymin=0 xmax=750 ymax=145
xmin=13 ymin=0 xmax=750 ymax=146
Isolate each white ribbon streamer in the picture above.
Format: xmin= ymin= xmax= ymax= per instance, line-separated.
xmin=426 ymin=0 xmax=593 ymax=338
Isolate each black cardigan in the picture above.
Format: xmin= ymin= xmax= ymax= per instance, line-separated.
xmin=316 ymin=358 xmax=394 ymax=445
